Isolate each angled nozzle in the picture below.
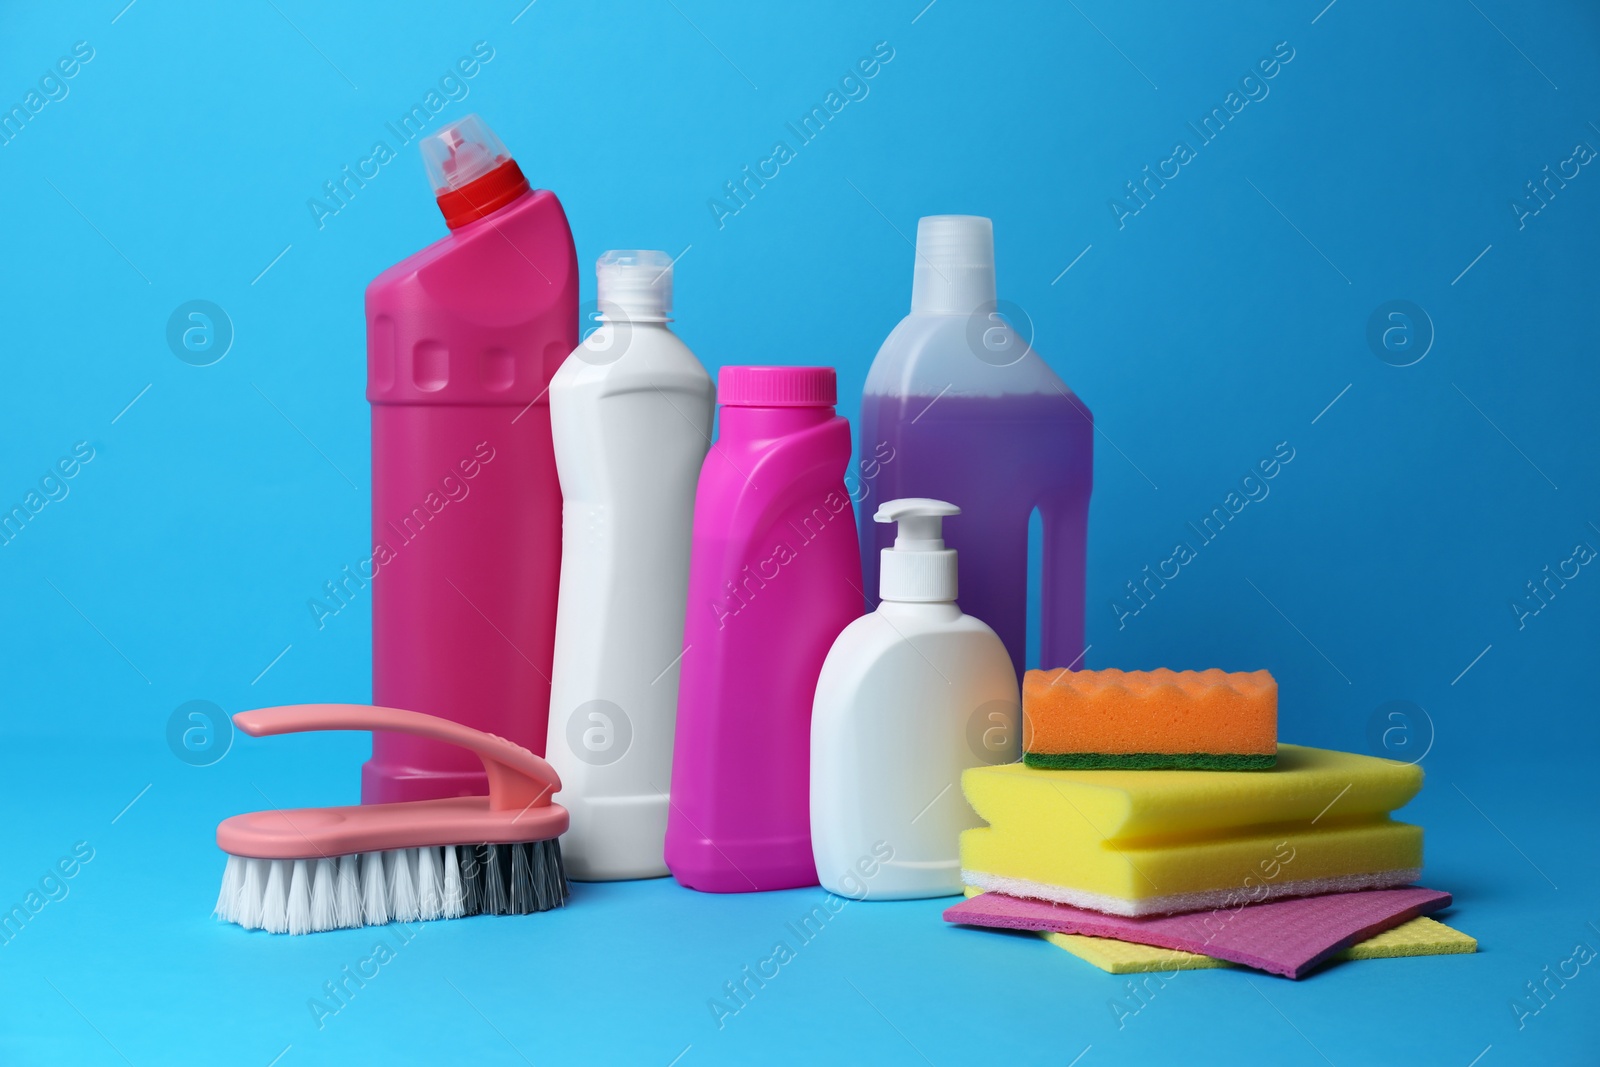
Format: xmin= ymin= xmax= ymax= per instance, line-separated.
xmin=419 ymin=114 xmax=530 ymax=229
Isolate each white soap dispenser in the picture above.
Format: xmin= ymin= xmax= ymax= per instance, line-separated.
xmin=810 ymin=498 xmax=1020 ymax=900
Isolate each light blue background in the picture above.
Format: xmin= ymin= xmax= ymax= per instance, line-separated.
xmin=2 ymin=0 xmax=1596 ymax=1063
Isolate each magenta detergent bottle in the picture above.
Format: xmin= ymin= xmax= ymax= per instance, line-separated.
xmin=362 ymin=115 xmax=577 ymax=803
xmin=859 ymin=216 xmax=1093 ymax=678
xmin=665 ymin=366 xmax=862 ymax=892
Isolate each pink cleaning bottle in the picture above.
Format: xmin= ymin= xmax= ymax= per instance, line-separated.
xmin=665 ymin=366 xmax=862 ymax=892
xmin=361 ymin=115 xmax=577 ymax=803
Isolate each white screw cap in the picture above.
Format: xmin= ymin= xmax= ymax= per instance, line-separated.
xmin=911 ymin=215 xmax=996 ymax=315
xmin=596 ymin=250 xmax=673 ymax=322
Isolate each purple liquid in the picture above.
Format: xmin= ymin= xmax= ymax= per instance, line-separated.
xmin=858 ymin=391 xmax=1093 ymax=676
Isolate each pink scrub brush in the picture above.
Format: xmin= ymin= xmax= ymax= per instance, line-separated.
xmin=214 ymin=704 xmax=569 ymax=935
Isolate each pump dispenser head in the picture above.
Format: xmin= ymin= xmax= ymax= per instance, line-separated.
xmin=875 ymin=498 xmax=960 ymax=602
xmin=911 ymin=215 xmax=996 ymax=315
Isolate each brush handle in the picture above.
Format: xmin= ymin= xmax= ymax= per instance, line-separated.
xmin=236 ymin=704 xmax=562 ymax=812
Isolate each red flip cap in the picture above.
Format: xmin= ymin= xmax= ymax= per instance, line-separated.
xmin=436 ymin=158 xmax=530 ymax=229
xmin=420 ymin=115 xmax=531 ymax=230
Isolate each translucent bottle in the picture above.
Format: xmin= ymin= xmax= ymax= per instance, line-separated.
xmin=858 ymin=215 xmax=1093 ymax=677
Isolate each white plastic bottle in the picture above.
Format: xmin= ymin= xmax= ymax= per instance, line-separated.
xmin=546 ymin=250 xmax=714 ymax=880
xmin=810 ymin=498 xmax=1020 ymax=900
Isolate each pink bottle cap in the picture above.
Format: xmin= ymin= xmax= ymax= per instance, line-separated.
xmin=717 ymin=366 xmax=836 ymax=408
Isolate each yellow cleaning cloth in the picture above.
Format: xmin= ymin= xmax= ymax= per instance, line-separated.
xmin=961 ymin=744 xmax=1424 ymax=915
xmin=1044 ymin=915 xmax=1477 ymax=973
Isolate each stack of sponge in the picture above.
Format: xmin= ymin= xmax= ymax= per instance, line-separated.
xmin=944 ymin=667 xmax=1470 ymax=979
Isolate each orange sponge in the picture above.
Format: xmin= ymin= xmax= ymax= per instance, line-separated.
xmin=1023 ymin=668 xmax=1277 ymax=770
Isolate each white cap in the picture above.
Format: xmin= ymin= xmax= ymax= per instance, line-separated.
xmin=911 ymin=215 xmax=996 ymax=315
xmin=875 ymin=498 xmax=960 ymax=602
xmin=596 ymin=250 xmax=673 ymax=322
xmin=419 ymin=114 xmax=512 ymax=194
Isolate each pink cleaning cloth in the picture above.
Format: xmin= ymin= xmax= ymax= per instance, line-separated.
xmin=943 ymin=886 xmax=1452 ymax=979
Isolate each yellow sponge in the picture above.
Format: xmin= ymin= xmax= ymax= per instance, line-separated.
xmin=1045 ymin=916 xmax=1476 ymax=973
xmin=1045 ymin=932 xmax=1230 ymax=972
xmin=1342 ymin=915 xmax=1477 ymax=958
xmin=961 ymin=744 xmax=1423 ymax=916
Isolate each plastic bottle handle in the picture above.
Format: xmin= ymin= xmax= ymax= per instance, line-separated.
xmin=235 ymin=704 xmax=562 ymax=812
xmin=1036 ymin=487 xmax=1091 ymax=669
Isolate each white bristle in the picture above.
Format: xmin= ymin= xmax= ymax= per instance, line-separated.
xmin=261 ymin=860 xmax=291 ymax=934
xmin=388 ymin=848 xmax=420 ymax=923
xmin=310 ymin=858 xmax=338 ymax=932
xmin=238 ymin=858 xmax=269 ymax=929
xmin=287 ymin=859 xmax=313 ymax=935
xmin=216 ymin=837 xmax=566 ymax=935
xmin=335 ymin=856 xmax=363 ymax=929
xmin=215 ymin=856 xmax=244 ymax=920
xmin=417 ymin=847 xmax=443 ymax=921
xmin=443 ymin=845 xmax=465 ymax=919
xmin=360 ymin=851 xmax=389 ymax=926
